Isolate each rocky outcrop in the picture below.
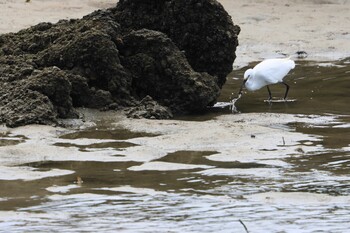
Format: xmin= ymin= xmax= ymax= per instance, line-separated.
xmin=0 ymin=0 xmax=240 ymax=127
xmin=121 ymin=29 xmax=220 ymax=113
xmin=114 ymin=0 xmax=240 ymax=87
xmin=125 ymin=95 xmax=173 ymax=119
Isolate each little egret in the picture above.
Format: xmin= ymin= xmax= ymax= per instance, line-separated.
xmin=239 ymin=57 xmax=296 ymax=101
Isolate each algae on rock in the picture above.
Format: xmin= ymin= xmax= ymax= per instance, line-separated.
xmin=0 ymin=0 xmax=240 ymax=127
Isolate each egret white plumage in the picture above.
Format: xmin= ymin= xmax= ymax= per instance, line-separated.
xmin=239 ymin=57 xmax=296 ymax=101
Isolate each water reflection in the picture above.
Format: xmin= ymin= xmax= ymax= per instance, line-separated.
xmin=1 ymin=59 xmax=350 ymax=232
xmin=221 ymin=58 xmax=350 ymax=116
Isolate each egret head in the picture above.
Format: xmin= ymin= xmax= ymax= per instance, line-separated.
xmin=243 ymin=68 xmax=253 ymax=81
xmin=239 ymin=68 xmax=253 ymax=95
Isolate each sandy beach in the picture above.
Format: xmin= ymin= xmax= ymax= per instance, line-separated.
xmin=221 ymin=0 xmax=350 ymax=66
xmin=0 ymin=0 xmax=349 ymax=168
xmin=0 ymin=0 xmax=349 ymax=67
xmin=1 ymin=1 xmax=350 ymax=232
xmin=0 ymin=0 xmax=116 ymax=33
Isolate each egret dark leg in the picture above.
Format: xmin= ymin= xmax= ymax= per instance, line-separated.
xmin=282 ymin=82 xmax=290 ymax=100
xmin=267 ymin=85 xmax=272 ymax=101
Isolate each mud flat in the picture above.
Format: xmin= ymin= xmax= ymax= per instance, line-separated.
xmin=1 ymin=0 xmax=349 ymax=66
xmin=220 ymin=0 xmax=350 ymax=67
xmin=0 ymin=108 xmax=339 ymax=180
xmin=0 ymin=0 xmax=117 ymax=33
xmin=1 ymin=1 xmax=350 ymax=232
xmin=0 ymin=0 xmax=349 ymax=196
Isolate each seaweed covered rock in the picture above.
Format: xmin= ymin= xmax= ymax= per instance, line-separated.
xmin=0 ymin=0 xmax=239 ymax=127
xmin=24 ymin=67 xmax=78 ymax=119
xmin=0 ymin=82 xmax=58 ymax=127
xmin=126 ymin=95 xmax=173 ymax=119
xmin=0 ymin=13 xmax=132 ymax=127
xmin=35 ymin=28 xmax=132 ymax=100
xmin=121 ymin=29 xmax=220 ymax=113
xmin=114 ymin=0 xmax=240 ymax=87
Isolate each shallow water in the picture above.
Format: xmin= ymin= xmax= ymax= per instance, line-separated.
xmin=1 ymin=59 xmax=350 ymax=232
xmin=222 ymin=58 xmax=350 ymax=116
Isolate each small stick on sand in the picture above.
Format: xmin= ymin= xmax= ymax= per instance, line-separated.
xmin=239 ymin=219 xmax=249 ymax=233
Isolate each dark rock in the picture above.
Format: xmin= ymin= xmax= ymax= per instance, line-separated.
xmin=126 ymin=95 xmax=173 ymax=119
xmin=89 ymin=89 xmax=114 ymax=108
xmin=35 ymin=30 xmax=132 ymax=99
xmin=0 ymin=82 xmax=57 ymax=127
xmin=0 ymin=55 xmax=35 ymax=82
xmin=120 ymin=29 xmax=220 ymax=113
xmin=114 ymin=0 xmax=240 ymax=87
xmin=0 ymin=0 xmax=239 ymax=127
xmin=66 ymin=73 xmax=92 ymax=107
xmin=24 ymin=67 xmax=78 ymax=118
xmin=0 ymin=12 xmax=131 ymax=127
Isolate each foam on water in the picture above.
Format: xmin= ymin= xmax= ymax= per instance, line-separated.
xmin=0 ymin=60 xmax=350 ymax=232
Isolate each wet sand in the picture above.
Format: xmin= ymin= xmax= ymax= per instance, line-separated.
xmin=1 ymin=0 xmax=349 ymax=66
xmin=0 ymin=108 xmax=339 ymax=179
xmin=0 ymin=0 xmax=116 ymax=33
xmin=0 ymin=0 xmax=350 ymax=202
xmin=220 ymin=0 xmax=350 ymax=67
xmin=1 ymin=2 xmax=350 ymax=231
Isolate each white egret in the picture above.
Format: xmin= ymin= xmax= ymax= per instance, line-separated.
xmin=239 ymin=57 xmax=296 ymax=101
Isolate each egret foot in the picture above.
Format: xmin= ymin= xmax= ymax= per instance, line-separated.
xmin=264 ymin=99 xmax=297 ymax=103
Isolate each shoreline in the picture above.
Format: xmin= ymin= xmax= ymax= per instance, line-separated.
xmin=0 ymin=0 xmax=349 ymax=178
xmin=219 ymin=0 xmax=350 ymax=67
xmin=0 ymin=0 xmax=349 ymax=67
xmin=0 ymin=108 xmax=337 ymax=169
xmin=0 ymin=2 xmax=349 ymax=231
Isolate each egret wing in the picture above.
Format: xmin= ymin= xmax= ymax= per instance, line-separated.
xmin=254 ymin=59 xmax=295 ymax=84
